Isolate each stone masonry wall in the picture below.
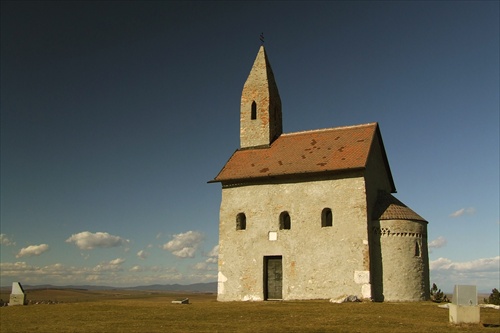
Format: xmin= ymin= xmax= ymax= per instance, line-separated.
xmin=217 ymin=172 xmax=371 ymax=301
xmin=372 ymin=219 xmax=430 ymax=301
xmin=363 ymin=133 xmax=395 ymax=300
xmin=240 ymin=47 xmax=282 ymax=148
xmin=363 ymin=133 xmax=394 ymax=215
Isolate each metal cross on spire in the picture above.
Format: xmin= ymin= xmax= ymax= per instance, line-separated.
xmin=260 ymin=32 xmax=265 ymax=45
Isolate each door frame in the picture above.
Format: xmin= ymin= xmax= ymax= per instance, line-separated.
xmin=263 ymin=255 xmax=283 ymax=300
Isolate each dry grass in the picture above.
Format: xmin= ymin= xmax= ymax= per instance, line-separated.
xmin=0 ymin=289 xmax=499 ymax=332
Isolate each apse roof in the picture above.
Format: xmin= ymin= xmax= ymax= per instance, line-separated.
xmin=372 ymin=191 xmax=427 ymax=222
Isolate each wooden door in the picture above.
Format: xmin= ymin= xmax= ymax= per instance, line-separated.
xmin=264 ymin=256 xmax=283 ymax=300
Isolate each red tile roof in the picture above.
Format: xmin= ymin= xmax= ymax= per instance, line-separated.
xmin=212 ymin=122 xmax=385 ymax=183
xmin=372 ymin=191 xmax=427 ymax=222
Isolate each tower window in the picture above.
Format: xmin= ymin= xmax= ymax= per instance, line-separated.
xmin=279 ymin=211 xmax=291 ymax=230
xmin=236 ymin=213 xmax=246 ymax=230
xmin=251 ymin=101 xmax=257 ymax=120
xmin=414 ymin=241 xmax=421 ymax=257
xmin=321 ymin=208 xmax=333 ymax=227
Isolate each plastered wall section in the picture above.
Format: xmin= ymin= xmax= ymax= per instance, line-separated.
xmin=363 ymin=133 xmax=393 ymax=216
xmin=375 ymin=219 xmax=429 ymax=301
xmin=217 ymin=172 xmax=371 ymax=301
xmin=363 ymin=133 xmax=394 ymax=300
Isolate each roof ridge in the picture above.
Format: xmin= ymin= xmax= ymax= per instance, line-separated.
xmin=282 ymin=122 xmax=377 ymax=137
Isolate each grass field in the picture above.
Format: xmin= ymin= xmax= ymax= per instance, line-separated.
xmin=0 ymin=289 xmax=499 ymax=332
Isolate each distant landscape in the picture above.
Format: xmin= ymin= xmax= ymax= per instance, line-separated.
xmin=0 ymin=282 xmax=217 ymax=293
xmin=2 ymin=282 xmax=495 ymax=300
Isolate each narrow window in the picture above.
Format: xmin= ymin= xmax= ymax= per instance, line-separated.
xmin=279 ymin=211 xmax=291 ymax=230
xmin=236 ymin=213 xmax=246 ymax=230
xmin=321 ymin=208 xmax=333 ymax=227
xmin=251 ymin=101 xmax=257 ymax=120
xmin=414 ymin=241 xmax=420 ymax=257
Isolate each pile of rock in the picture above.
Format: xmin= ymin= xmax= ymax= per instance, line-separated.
xmin=27 ymin=300 xmax=63 ymax=305
xmin=330 ymin=295 xmax=362 ymax=303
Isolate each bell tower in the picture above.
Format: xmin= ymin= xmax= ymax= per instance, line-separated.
xmin=240 ymin=46 xmax=282 ymax=149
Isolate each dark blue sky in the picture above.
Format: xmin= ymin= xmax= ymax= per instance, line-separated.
xmin=1 ymin=1 xmax=498 ymax=291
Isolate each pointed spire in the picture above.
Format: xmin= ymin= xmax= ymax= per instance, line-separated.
xmin=240 ymin=46 xmax=282 ymax=148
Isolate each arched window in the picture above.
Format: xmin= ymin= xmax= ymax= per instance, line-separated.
xmin=251 ymin=101 xmax=257 ymax=120
xmin=236 ymin=213 xmax=246 ymax=230
xmin=414 ymin=241 xmax=421 ymax=257
xmin=321 ymin=208 xmax=333 ymax=227
xmin=279 ymin=211 xmax=291 ymax=230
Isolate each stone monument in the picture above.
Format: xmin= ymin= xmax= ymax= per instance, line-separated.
xmin=9 ymin=282 xmax=27 ymax=306
xmin=449 ymin=285 xmax=480 ymax=324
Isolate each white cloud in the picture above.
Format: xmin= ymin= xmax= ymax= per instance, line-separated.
xmin=1 ymin=262 xmax=69 ymax=276
xmin=0 ymin=234 xmax=16 ymax=246
xmin=191 ymin=244 xmax=220 ymax=272
xmin=187 ymin=272 xmax=218 ymax=283
xmin=172 ymin=247 xmax=196 ymax=258
xmin=137 ymin=250 xmax=149 ymax=259
xmin=207 ymin=245 xmax=219 ymax=258
xmin=16 ymin=244 xmax=49 ymax=258
xmin=93 ymin=258 xmax=125 ymax=272
xmin=204 ymin=244 xmax=219 ymax=264
xmin=0 ymin=262 xmax=91 ymax=286
xmin=65 ymin=231 xmax=129 ymax=250
xmin=428 ymin=236 xmax=447 ymax=249
xmin=430 ymin=256 xmax=499 ymax=272
xmin=129 ymin=265 xmax=142 ymax=272
xmin=430 ymin=256 xmax=500 ymax=292
xmin=109 ymin=258 xmax=125 ymax=265
xmin=162 ymin=231 xmax=204 ymax=258
xmin=192 ymin=262 xmax=217 ymax=271
xmin=449 ymin=207 xmax=476 ymax=218
xmin=193 ymin=262 xmax=209 ymax=270
xmin=0 ymin=262 xmax=185 ymax=287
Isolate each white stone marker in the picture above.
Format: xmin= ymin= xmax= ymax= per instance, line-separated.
xmin=172 ymin=298 xmax=189 ymax=304
xmin=9 ymin=282 xmax=27 ymax=306
xmin=449 ymin=285 xmax=480 ymax=324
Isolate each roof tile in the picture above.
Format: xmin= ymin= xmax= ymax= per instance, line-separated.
xmin=372 ymin=191 xmax=427 ymax=222
xmin=213 ymin=122 xmax=378 ymax=182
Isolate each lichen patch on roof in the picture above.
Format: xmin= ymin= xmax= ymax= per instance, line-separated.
xmin=212 ymin=122 xmax=379 ymax=183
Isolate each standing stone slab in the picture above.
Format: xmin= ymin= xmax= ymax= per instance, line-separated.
xmin=449 ymin=285 xmax=480 ymax=324
xmin=9 ymin=282 xmax=27 ymax=306
xmin=452 ymin=284 xmax=477 ymax=306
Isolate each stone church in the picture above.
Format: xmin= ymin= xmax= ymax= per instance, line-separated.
xmin=210 ymin=46 xmax=430 ymax=302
